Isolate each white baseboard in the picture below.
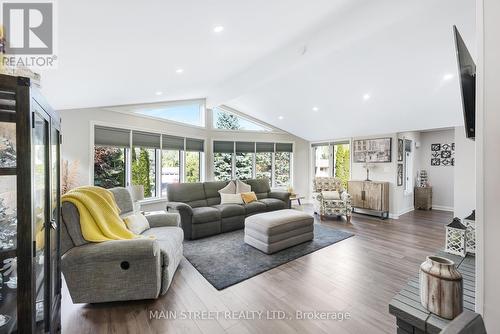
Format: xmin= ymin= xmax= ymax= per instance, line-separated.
xmin=432 ymin=205 xmax=454 ymax=212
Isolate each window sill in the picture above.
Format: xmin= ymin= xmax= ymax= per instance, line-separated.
xmin=138 ymin=197 xmax=168 ymax=205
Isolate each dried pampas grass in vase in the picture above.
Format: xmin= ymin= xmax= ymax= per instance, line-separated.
xmin=62 ymin=160 xmax=80 ymax=194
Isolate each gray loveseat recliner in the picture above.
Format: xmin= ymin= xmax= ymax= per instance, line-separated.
xmin=166 ymin=178 xmax=291 ymax=240
xmin=61 ymin=187 xmax=183 ymax=303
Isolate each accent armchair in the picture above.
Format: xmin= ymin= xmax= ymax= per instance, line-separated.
xmin=61 ymin=187 xmax=183 ymax=303
xmin=312 ymin=177 xmax=352 ymax=222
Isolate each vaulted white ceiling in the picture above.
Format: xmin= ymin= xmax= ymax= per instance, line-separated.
xmin=41 ymin=0 xmax=475 ymax=141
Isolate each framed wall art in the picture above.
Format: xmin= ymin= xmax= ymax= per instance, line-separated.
xmin=397 ymin=163 xmax=403 ymax=186
xmin=431 ymin=143 xmax=455 ymax=166
xmin=397 ymin=138 xmax=404 ymax=162
xmin=353 ymin=137 xmax=392 ymax=163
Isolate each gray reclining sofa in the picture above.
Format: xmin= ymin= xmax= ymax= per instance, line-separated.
xmin=166 ymin=178 xmax=291 ymax=240
xmin=61 ymin=187 xmax=183 ymax=303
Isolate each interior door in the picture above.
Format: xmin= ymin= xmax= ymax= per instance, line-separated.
xmin=364 ymin=182 xmax=382 ymax=211
xmin=348 ymin=181 xmax=364 ymax=208
xmin=32 ymin=108 xmax=49 ymax=332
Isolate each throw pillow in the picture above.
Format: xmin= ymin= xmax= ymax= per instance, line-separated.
xmin=123 ymin=213 xmax=150 ymax=235
xmin=241 ymin=192 xmax=258 ymax=204
xmin=236 ymin=179 xmax=251 ymax=194
xmin=220 ymin=193 xmax=244 ymax=205
xmin=218 ymin=181 xmax=236 ymax=194
xmin=322 ymin=190 xmax=340 ymax=200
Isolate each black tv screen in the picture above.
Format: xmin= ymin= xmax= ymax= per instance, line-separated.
xmin=453 ymin=26 xmax=475 ymax=140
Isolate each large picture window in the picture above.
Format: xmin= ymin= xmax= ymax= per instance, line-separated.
xmin=311 ymin=142 xmax=350 ymax=188
xmin=213 ymin=107 xmax=271 ymax=132
xmin=93 ymin=125 xmax=204 ymax=199
xmin=213 ymin=141 xmax=292 ymax=188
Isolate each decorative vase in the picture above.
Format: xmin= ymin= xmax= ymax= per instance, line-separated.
xmin=420 ymin=256 xmax=463 ymax=319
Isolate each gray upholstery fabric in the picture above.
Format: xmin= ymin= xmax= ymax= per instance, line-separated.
xmin=145 ymin=211 xmax=181 ymax=228
xmin=203 ymin=181 xmax=228 ymax=206
xmin=192 ymin=207 xmax=221 ymax=224
xmin=269 ymin=191 xmax=291 ymax=206
xmin=142 ymin=227 xmax=184 ymax=266
xmin=259 ymin=198 xmax=287 ymax=211
xmin=245 ymin=179 xmax=271 ymax=199
xmin=60 ymin=217 xmax=74 ymax=255
xmin=166 ymin=183 xmax=207 ymax=208
xmin=244 ymin=209 xmax=315 ymax=254
xmin=109 ymin=187 xmax=134 ymax=215
xmin=244 ymin=232 xmax=314 ymax=254
xmin=212 ymin=204 xmax=246 ymax=218
xmin=244 ymin=201 xmax=267 ymax=215
xmin=221 ymin=215 xmax=245 ymax=232
xmin=192 ymin=221 xmax=221 ymax=239
xmin=61 ymin=187 xmax=184 ymax=303
xmin=166 ymin=179 xmax=290 ymax=240
xmin=61 ymin=202 xmax=87 ymax=247
xmin=245 ymin=209 xmax=314 ymax=235
xmin=62 ymin=238 xmax=162 ymax=303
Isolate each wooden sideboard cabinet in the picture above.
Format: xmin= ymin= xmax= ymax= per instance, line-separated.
xmin=414 ymin=187 xmax=432 ymax=210
xmin=348 ymin=181 xmax=390 ymax=219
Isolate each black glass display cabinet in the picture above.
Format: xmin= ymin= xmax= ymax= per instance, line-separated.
xmin=0 ymin=74 xmax=62 ymax=333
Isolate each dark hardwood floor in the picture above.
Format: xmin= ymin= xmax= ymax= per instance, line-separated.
xmin=61 ymin=206 xmax=452 ymax=334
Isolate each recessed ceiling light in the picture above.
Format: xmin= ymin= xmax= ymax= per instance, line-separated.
xmin=363 ymin=94 xmax=371 ymax=101
xmin=312 ymin=107 xmax=319 ymax=111
xmin=175 ymin=68 xmax=184 ymax=74
xmin=278 ymin=116 xmax=284 ymax=120
xmin=155 ymin=91 xmax=163 ymax=96
xmin=213 ymin=25 xmax=224 ymax=33
xmin=443 ymin=73 xmax=454 ymax=81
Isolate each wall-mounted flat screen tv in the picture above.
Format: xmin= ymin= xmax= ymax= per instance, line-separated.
xmin=453 ymin=25 xmax=475 ymax=140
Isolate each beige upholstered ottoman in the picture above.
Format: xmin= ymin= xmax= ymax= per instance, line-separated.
xmin=244 ymin=209 xmax=314 ymax=254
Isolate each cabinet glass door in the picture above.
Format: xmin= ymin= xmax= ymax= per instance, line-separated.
xmin=33 ymin=111 xmax=48 ymax=332
xmin=0 ymin=119 xmax=18 ymax=333
xmin=48 ymin=126 xmax=60 ymax=331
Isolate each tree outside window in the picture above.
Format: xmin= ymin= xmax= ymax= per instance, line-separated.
xmin=274 ymin=152 xmax=291 ymax=187
xmin=214 ymin=153 xmax=232 ymax=181
xmin=94 ymin=146 xmax=126 ymax=188
xmin=236 ymin=153 xmax=253 ymax=180
xmin=334 ymin=144 xmax=350 ymax=189
xmin=185 ymin=151 xmax=201 ymax=183
xmin=132 ymin=147 xmax=156 ymax=198
xmin=255 ymin=152 xmax=272 ymax=185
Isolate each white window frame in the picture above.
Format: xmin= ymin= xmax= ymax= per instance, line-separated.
xmin=211 ymin=140 xmax=294 ymax=189
xmin=104 ymin=98 xmax=207 ymax=129
xmin=90 ymin=121 xmax=206 ymax=200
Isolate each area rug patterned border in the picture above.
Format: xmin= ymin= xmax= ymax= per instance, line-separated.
xmin=183 ymin=224 xmax=354 ymax=290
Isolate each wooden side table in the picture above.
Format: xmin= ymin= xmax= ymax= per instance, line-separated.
xmin=289 ymin=195 xmax=305 ymax=206
xmin=415 ymin=187 xmax=432 ymax=210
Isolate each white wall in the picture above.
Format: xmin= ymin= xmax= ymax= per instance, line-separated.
xmin=453 ymin=126 xmax=475 ymax=218
xmin=476 ymin=0 xmax=500 ymax=329
xmin=59 ymin=108 xmax=311 ymax=210
xmin=418 ymin=129 xmax=455 ymax=211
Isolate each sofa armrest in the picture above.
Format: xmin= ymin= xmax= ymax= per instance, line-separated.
xmin=269 ymin=191 xmax=291 ymax=203
xmin=166 ymin=202 xmax=193 ymax=239
xmin=166 ymin=202 xmax=193 ymax=216
xmin=145 ymin=211 xmax=181 ymax=228
xmin=61 ymin=239 xmax=161 ymax=303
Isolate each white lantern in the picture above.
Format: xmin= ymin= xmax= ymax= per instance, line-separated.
xmin=445 ymin=218 xmax=467 ymax=257
xmin=463 ymin=210 xmax=476 ymax=254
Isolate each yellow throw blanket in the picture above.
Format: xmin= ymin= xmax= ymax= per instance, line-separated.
xmin=62 ymin=186 xmax=139 ymax=242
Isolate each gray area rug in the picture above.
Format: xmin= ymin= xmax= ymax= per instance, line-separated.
xmin=183 ymin=224 xmax=354 ymax=290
